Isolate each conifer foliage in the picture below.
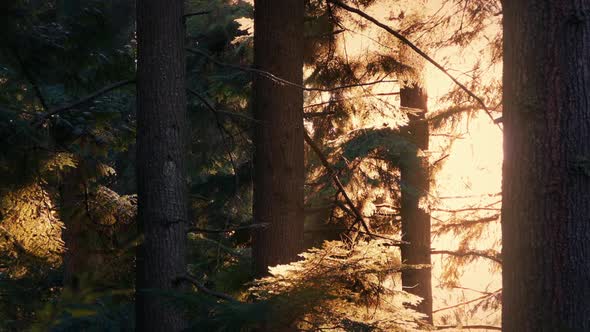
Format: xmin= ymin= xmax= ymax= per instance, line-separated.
xmin=5 ymin=0 xmax=587 ymax=331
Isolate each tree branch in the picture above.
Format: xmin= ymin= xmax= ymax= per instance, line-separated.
xmin=304 ymin=130 xmax=404 ymax=246
xmin=431 ymin=249 xmax=502 ymax=264
xmin=433 ymin=288 xmax=501 ymax=314
xmin=327 ymin=0 xmax=501 ymax=129
xmin=304 ymin=131 xmax=373 ymax=234
xmin=176 ymin=275 xmax=239 ymax=302
xmin=435 ymin=325 xmax=501 ymax=331
xmin=34 ymin=79 xmax=135 ymax=125
xmin=186 ymin=47 xmax=398 ymax=92
xmin=187 ymin=223 xmax=269 ymax=234
xmin=187 ymin=87 xmax=257 ymax=122
xmin=183 ymin=11 xmax=211 ymax=19
xmin=12 ymin=47 xmax=50 ymax=112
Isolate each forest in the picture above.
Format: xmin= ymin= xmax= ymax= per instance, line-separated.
xmin=0 ymin=0 xmax=589 ymax=331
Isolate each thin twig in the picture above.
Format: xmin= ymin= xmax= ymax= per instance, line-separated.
xmin=435 ymin=325 xmax=501 ymax=331
xmin=176 ymin=275 xmax=239 ymax=302
xmin=432 ymin=288 xmax=502 ymax=314
xmin=186 ymin=47 xmax=398 ymax=92
xmin=431 ymin=249 xmax=502 ymax=264
xmin=12 ymin=47 xmax=50 ymax=111
xmin=187 ymin=87 xmax=257 ymax=122
xmin=183 ymin=11 xmax=211 ymax=19
xmin=187 ymin=223 xmax=269 ymax=234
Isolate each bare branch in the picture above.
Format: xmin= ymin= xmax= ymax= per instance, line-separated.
xmin=434 ymin=214 xmax=500 ymax=232
xmin=435 ymin=325 xmax=501 ymax=331
xmin=187 ymin=223 xmax=269 ymax=234
xmin=433 ymin=288 xmax=501 ymax=314
xmin=187 ymin=87 xmax=257 ymax=122
xmin=304 ymin=131 xmax=374 ymax=235
xmin=186 ymin=47 xmax=398 ymax=92
xmin=176 ymin=275 xmax=239 ymax=302
xmin=431 ymin=249 xmax=502 ymax=264
xmin=304 ymin=131 xmax=404 ymax=246
xmin=327 ymin=0 xmax=501 ymax=129
xmin=304 ymin=111 xmax=337 ymax=118
xmin=183 ymin=11 xmax=211 ymax=19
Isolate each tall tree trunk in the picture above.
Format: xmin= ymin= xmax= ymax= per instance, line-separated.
xmin=502 ymin=1 xmax=590 ymax=331
xmin=252 ymin=0 xmax=305 ymax=277
xmin=400 ymin=83 xmax=432 ymax=323
xmin=135 ymin=0 xmax=188 ymax=330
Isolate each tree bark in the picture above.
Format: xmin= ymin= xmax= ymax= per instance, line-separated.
xmin=502 ymin=1 xmax=590 ymax=331
xmin=135 ymin=0 xmax=188 ymax=330
xmin=252 ymin=0 xmax=305 ymax=277
xmin=400 ymin=83 xmax=432 ymax=323
xmin=60 ymin=167 xmax=86 ymax=292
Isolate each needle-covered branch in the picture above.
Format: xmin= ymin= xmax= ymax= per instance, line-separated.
xmin=304 ymin=131 xmax=404 ymax=246
xmin=34 ymin=79 xmax=135 ymax=125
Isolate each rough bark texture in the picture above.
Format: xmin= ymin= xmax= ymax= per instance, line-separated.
xmin=135 ymin=0 xmax=188 ymax=330
xmin=252 ymin=0 xmax=305 ymax=277
xmin=502 ymin=1 xmax=590 ymax=331
xmin=400 ymin=84 xmax=432 ymax=323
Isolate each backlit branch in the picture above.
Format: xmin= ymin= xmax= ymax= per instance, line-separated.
xmin=435 ymin=325 xmax=501 ymax=331
xmin=433 ymin=288 xmax=501 ymax=314
xmin=431 ymin=249 xmax=502 ymax=264
xmin=186 ymin=47 xmax=398 ymax=92
xmin=327 ymin=0 xmax=501 ymax=129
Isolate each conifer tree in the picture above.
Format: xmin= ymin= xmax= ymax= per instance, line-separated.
xmin=502 ymin=0 xmax=590 ymax=330
xmin=400 ymin=81 xmax=432 ymax=322
xmin=252 ymin=0 xmax=305 ymax=277
xmin=135 ymin=0 xmax=188 ymax=330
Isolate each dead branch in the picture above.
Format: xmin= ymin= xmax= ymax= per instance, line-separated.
xmin=327 ymin=0 xmax=501 ymax=129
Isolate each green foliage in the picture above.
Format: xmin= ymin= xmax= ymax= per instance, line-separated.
xmin=339 ymin=128 xmax=416 ymax=167
xmin=32 ymin=287 xmax=134 ymax=332
xmin=0 ymin=0 xmax=503 ymax=330
xmin=249 ymin=240 xmax=428 ymax=331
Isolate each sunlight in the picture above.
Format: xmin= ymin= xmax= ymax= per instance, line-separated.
xmin=327 ymin=0 xmax=503 ymax=327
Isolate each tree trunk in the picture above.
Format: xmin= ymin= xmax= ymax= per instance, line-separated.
xmin=60 ymin=167 xmax=86 ymax=292
xmin=502 ymin=1 xmax=590 ymax=331
xmin=135 ymin=0 xmax=188 ymax=330
xmin=252 ymin=0 xmax=305 ymax=277
xmin=400 ymin=83 xmax=432 ymax=323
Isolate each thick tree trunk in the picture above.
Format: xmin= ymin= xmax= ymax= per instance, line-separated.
xmin=400 ymin=84 xmax=432 ymax=323
xmin=135 ymin=0 xmax=188 ymax=330
xmin=252 ymin=0 xmax=305 ymax=277
xmin=502 ymin=1 xmax=590 ymax=331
